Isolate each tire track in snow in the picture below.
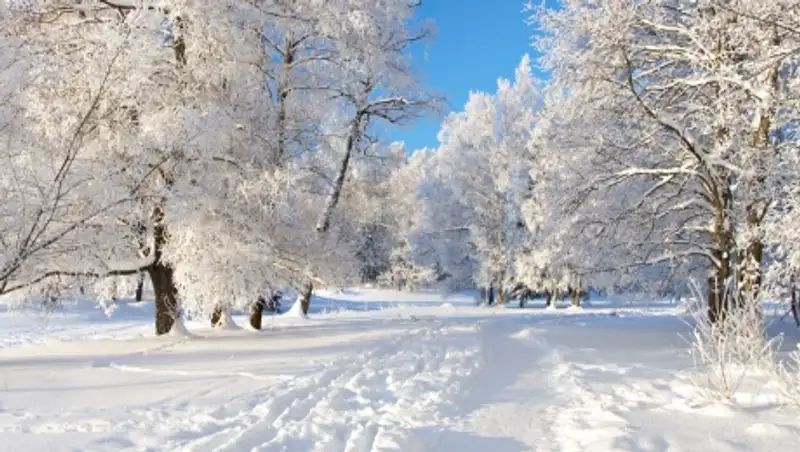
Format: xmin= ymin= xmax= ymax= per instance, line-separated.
xmin=530 ymin=333 xmax=685 ymax=450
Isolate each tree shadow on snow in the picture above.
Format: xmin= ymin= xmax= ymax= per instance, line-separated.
xmin=0 ymin=318 xmax=441 ymax=371
xmin=766 ymin=317 xmax=800 ymax=353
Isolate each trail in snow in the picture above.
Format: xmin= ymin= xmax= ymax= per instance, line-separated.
xmin=439 ymin=314 xmax=800 ymax=452
xmin=0 ymin=314 xmax=482 ymax=452
xmin=167 ymin=322 xmax=482 ymax=452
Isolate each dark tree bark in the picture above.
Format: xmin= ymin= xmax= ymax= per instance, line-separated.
xmin=736 ymin=207 xmax=764 ymax=314
xmin=486 ymin=284 xmax=495 ymax=306
xmin=545 ymin=290 xmax=553 ymax=308
xmin=249 ymin=297 xmax=265 ymax=330
xmin=134 ymin=272 xmax=144 ymax=302
xmin=707 ymin=252 xmax=731 ymax=324
xmin=572 ymin=280 xmax=582 ymax=308
xmin=316 ymin=116 xmax=360 ymax=233
xmin=275 ymin=41 xmax=294 ymax=165
xmin=707 ymin=177 xmax=734 ymax=324
xmin=707 ymin=233 xmax=733 ymax=324
xmin=734 ymin=51 xmax=778 ymax=316
xmin=497 ymin=281 xmax=505 ymax=307
xmin=148 ymin=204 xmax=179 ymax=336
xmin=211 ymin=305 xmax=223 ymax=327
xmin=148 ymin=262 xmax=178 ymax=335
xmin=298 ymin=281 xmax=313 ymax=315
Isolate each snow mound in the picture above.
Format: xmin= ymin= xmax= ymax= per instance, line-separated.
xmin=440 ymin=302 xmax=455 ymax=310
xmin=746 ymin=422 xmax=791 ymax=437
xmin=169 ymin=317 xmax=194 ymax=338
xmin=510 ymin=327 xmax=543 ymax=340
xmin=285 ymin=298 xmax=309 ymax=319
xmin=213 ymin=310 xmax=242 ymax=331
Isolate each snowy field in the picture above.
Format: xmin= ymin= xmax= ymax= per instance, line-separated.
xmin=2 ymin=289 xmax=800 ymax=451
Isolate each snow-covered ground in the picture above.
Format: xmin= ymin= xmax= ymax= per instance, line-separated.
xmin=2 ymin=289 xmax=800 ymax=451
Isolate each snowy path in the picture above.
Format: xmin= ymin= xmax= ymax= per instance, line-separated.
xmin=0 ymin=314 xmax=483 ymax=451
xmin=2 ymin=295 xmax=800 ymax=451
xmin=439 ymin=314 xmax=800 ymax=451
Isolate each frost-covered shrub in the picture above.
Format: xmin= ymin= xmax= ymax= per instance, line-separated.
xmin=776 ymin=344 xmax=800 ymax=407
xmin=685 ymin=281 xmax=780 ymax=402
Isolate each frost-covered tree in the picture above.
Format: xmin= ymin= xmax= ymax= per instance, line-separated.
xmin=3 ymin=0 xmax=280 ymax=333
xmin=159 ymin=0 xmax=440 ymax=320
xmin=0 ymin=74 xmax=147 ymax=297
xmin=378 ymin=147 xmax=442 ymax=290
xmin=528 ymin=0 xmax=800 ymax=321
xmin=314 ymin=0 xmax=439 ymax=234
xmin=346 ymin=142 xmax=408 ymax=283
xmin=0 ymin=0 xmax=440 ymax=333
xmin=418 ymin=56 xmax=539 ymax=304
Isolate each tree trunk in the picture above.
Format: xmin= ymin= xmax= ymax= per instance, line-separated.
xmin=572 ymin=280 xmax=582 ymax=308
xmin=148 ymin=262 xmax=179 ymax=335
xmin=249 ymin=298 xmax=265 ymax=330
xmin=707 ymin=178 xmax=734 ymax=324
xmin=735 ymin=55 xmax=777 ymax=316
xmin=792 ymin=285 xmax=800 ymax=328
xmin=552 ymin=287 xmax=560 ymax=307
xmin=545 ymin=290 xmax=553 ymax=308
xmin=211 ymin=305 xmax=223 ymax=327
xmin=497 ymin=281 xmax=504 ymax=307
xmin=148 ymin=203 xmax=178 ymax=336
xmin=707 ymin=250 xmax=731 ymax=325
xmin=135 ymin=272 xmax=144 ymax=302
xmin=299 ymin=281 xmax=313 ymax=315
xmin=316 ymin=113 xmax=363 ymax=233
xmin=737 ymin=207 xmax=764 ymax=313
xmin=487 ymin=284 xmax=495 ymax=306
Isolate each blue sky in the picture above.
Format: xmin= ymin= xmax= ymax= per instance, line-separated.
xmin=387 ymin=1 xmax=556 ymax=151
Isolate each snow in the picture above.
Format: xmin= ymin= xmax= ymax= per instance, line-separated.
xmin=285 ymin=295 xmax=310 ymax=318
xmin=2 ymin=289 xmax=800 ymax=451
xmin=170 ymin=316 xmax=195 ymax=337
